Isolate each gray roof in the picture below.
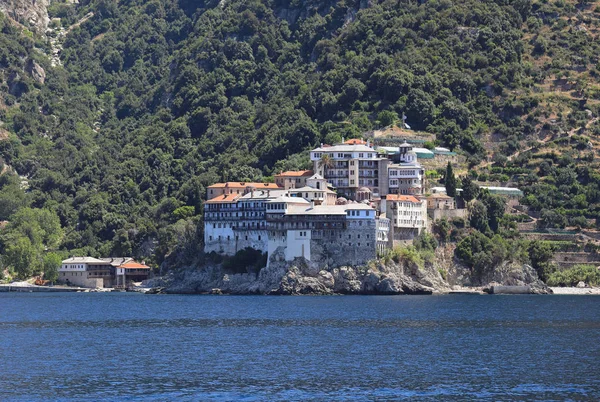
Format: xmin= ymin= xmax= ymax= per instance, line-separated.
xmin=312 ymin=144 xmax=376 ymax=153
xmin=389 ymin=162 xmax=422 ymax=169
xmin=286 ymin=203 xmax=375 ymax=216
xmin=266 ymin=196 xmax=310 ymax=204
xmin=289 ymin=186 xmax=336 ymax=194
xmin=62 ymin=257 xmax=110 ymax=265
xmin=239 ymin=189 xmax=288 ymax=201
xmin=100 ymin=257 xmax=134 ymax=266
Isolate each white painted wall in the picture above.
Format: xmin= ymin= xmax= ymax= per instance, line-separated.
xmin=60 ymin=263 xmax=88 ymax=272
xmin=285 ymin=230 xmax=311 ymax=261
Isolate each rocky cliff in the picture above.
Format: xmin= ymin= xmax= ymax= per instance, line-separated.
xmin=147 ymin=246 xmax=551 ymax=295
xmin=0 ymin=0 xmax=50 ymax=33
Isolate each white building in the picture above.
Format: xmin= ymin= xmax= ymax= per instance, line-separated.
xmin=310 ymin=142 xmax=390 ymax=198
xmin=267 ymin=201 xmax=385 ymax=267
xmin=387 ymin=143 xmax=424 ymax=195
xmin=287 ymin=174 xmax=337 ymax=205
xmin=59 ymin=257 xmax=113 ymax=288
xmin=384 ymin=194 xmax=428 ymax=240
xmin=204 ymin=189 xmax=289 ymax=255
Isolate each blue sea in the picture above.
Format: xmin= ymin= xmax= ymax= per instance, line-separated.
xmin=1 ymin=293 xmax=599 ymax=401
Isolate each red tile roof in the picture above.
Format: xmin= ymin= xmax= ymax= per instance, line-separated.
xmin=118 ymin=262 xmax=150 ymax=269
xmin=205 ymin=194 xmax=242 ymax=204
xmin=386 ymin=194 xmax=421 ymax=203
xmin=344 ymin=138 xmax=367 ymax=145
xmin=207 ymin=182 xmax=281 ymax=189
xmin=275 ymin=170 xmax=314 ymax=177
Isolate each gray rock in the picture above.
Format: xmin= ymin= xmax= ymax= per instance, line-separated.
xmin=27 ymin=60 xmax=45 ymax=84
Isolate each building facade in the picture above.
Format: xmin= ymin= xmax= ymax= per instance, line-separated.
xmin=310 ymin=143 xmax=390 ymax=198
xmin=203 ymin=189 xmax=296 ymax=255
xmin=59 ymin=257 xmax=149 ymax=288
xmin=384 ymin=194 xmax=428 ymax=240
xmin=267 ymin=202 xmax=384 ymax=267
xmin=206 ymin=182 xmax=281 ymax=200
xmin=274 ymin=170 xmax=314 ymax=189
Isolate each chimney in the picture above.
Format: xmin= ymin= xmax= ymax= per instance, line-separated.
xmin=310 ymin=200 xmax=314 ymax=209
xmin=380 ymin=197 xmax=387 ymax=215
xmin=251 ymin=189 xmax=254 ymax=198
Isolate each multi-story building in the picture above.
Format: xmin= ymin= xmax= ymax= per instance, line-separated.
xmin=387 ymin=143 xmax=424 ymax=196
xmin=384 ymin=194 xmax=428 ymax=240
xmin=203 ymin=189 xmax=291 ymax=255
xmin=59 ymin=257 xmax=149 ymax=288
xmin=287 ymin=174 xmax=337 ymax=205
xmin=310 ymin=142 xmax=390 ymax=199
xmin=310 ymin=141 xmax=425 ymax=199
xmin=266 ymin=200 xmax=385 ymax=267
xmin=206 ymin=182 xmax=281 ymax=200
xmin=274 ymin=170 xmax=314 ymax=189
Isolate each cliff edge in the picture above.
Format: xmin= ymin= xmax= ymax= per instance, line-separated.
xmin=147 ymin=247 xmax=551 ymax=295
xmin=0 ymin=0 xmax=50 ymax=33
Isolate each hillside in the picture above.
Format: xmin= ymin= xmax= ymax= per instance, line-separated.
xmin=0 ymin=0 xmax=599 ymax=278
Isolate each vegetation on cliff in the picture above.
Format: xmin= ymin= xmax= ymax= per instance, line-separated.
xmin=0 ymin=0 xmax=599 ymax=280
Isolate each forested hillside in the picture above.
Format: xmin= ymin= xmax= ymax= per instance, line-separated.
xmin=0 ymin=0 xmax=599 ymax=278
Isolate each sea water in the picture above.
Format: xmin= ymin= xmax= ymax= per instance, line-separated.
xmin=1 ymin=293 xmax=599 ymax=401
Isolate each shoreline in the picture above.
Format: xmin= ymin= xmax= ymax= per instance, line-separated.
xmin=549 ymin=287 xmax=600 ymax=295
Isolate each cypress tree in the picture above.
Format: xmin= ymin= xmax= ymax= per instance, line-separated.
xmin=445 ymin=162 xmax=457 ymax=197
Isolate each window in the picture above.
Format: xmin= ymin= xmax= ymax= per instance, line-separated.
xmin=209 ymin=236 xmax=213 ymax=241
xmin=258 ymin=235 xmax=261 ymax=241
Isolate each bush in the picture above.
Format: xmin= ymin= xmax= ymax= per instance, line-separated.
xmin=546 ymin=265 xmax=600 ymax=287
xmin=221 ymin=248 xmax=267 ymax=274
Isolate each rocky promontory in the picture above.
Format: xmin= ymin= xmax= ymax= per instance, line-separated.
xmin=146 ymin=247 xmax=551 ymax=295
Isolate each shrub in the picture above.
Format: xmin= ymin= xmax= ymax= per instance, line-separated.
xmin=546 ymin=265 xmax=600 ymax=287
xmin=221 ymin=248 xmax=267 ymax=274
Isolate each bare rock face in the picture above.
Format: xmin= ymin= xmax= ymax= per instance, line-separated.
xmin=150 ymin=255 xmax=444 ymax=296
xmin=26 ymin=59 xmax=45 ymax=84
xmin=0 ymin=0 xmax=51 ymax=34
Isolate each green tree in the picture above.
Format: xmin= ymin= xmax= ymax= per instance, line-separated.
xmin=469 ymin=200 xmax=490 ymax=233
xmin=461 ymin=176 xmax=480 ymax=202
xmin=445 ymin=162 xmax=458 ymax=197
xmin=377 ymin=110 xmax=398 ymax=128
xmin=528 ymin=240 xmax=555 ymax=281
xmin=42 ymin=252 xmax=62 ymax=282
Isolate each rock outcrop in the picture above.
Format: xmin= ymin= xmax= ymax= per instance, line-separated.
xmin=146 ymin=256 xmax=448 ymax=295
xmin=0 ymin=0 xmax=51 ymax=33
xmin=148 ymin=244 xmax=552 ymax=295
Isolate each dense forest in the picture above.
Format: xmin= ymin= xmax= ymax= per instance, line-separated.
xmin=0 ymin=0 xmax=599 ymax=280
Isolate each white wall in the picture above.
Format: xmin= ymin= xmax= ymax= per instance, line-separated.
xmin=285 ymin=230 xmax=311 ymax=261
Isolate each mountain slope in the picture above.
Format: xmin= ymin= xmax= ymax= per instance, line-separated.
xmin=0 ymin=0 xmax=598 ymax=268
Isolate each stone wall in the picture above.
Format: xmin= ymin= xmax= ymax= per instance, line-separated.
xmin=310 ymin=225 xmax=377 ymax=267
xmin=205 ymin=229 xmax=268 ymax=255
xmin=429 ymin=208 xmax=468 ymax=221
xmin=57 ymin=271 xmax=103 ymax=288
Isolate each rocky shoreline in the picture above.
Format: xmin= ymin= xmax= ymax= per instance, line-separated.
xmin=146 ymin=249 xmax=552 ymax=295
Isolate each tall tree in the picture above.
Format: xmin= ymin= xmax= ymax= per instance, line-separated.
xmin=445 ymin=162 xmax=458 ymax=197
xmin=461 ymin=176 xmax=480 ymax=202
